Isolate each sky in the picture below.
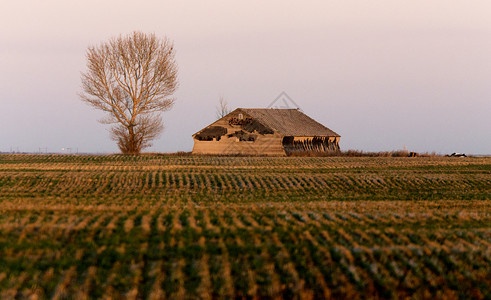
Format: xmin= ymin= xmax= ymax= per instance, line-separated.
xmin=1 ymin=1 xmax=490 ymax=154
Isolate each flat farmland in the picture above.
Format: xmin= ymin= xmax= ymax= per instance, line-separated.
xmin=0 ymin=154 xmax=489 ymax=299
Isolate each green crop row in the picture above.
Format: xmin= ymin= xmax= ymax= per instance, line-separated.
xmin=0 ymin=154 xmax=489 ymax=298
xmin=0 ymin=204 xmax=489 ymax=299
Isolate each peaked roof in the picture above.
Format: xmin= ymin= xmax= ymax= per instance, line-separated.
xmin=238 ymin=108 xmax=340 ymax=137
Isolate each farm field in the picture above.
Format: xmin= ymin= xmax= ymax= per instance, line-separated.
xmin=0 ymin=154 xmax=489 ymax=299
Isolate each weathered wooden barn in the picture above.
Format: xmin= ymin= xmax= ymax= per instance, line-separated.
xmin=192 ymin=108 xmax=340 ymax=156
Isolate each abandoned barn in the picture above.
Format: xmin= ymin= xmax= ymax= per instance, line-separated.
xmin=192 ymin=108 xmax=340 ymax=156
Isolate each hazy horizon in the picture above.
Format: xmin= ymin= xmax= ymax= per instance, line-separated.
xmin=1 ymin=1 xmax=490 ymax=154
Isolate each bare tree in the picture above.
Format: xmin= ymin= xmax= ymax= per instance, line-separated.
xmin=216 ymin=96 xmax=230 ymax=120
xmin=80 ymin=31 xmax=178 ymax=155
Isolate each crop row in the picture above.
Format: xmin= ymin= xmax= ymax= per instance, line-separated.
xmin=1 ymin=170 xmax=489 ymax=203
xmin=0 ymin=154 xmax=488 ymax=170
xmin=0 ymin=204 xmax=489 ymax=299
xmin=0 ymin=154 xmax=489 ymax=298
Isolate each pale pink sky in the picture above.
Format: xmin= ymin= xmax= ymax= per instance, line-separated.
xmin=1 ymin=1 xmax=490 ymax=154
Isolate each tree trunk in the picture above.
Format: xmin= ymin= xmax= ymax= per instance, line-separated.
xmin=129 ymin=127 xmax=137 ymax=155
xmin=125 ymin=126 xmax=140 ymax=155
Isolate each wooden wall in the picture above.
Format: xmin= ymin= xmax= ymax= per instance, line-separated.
xmin=192 ymin=135 xmax=286 ymax=156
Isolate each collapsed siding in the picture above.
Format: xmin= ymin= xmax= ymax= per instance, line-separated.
xmin=282 ymin=136 xmax=340 ymax=154
xmin=193 ymin=110 xmax=286 ymax=156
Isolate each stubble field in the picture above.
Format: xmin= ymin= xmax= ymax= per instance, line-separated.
xmin=0 ymin=154 xmax=489 ymax=299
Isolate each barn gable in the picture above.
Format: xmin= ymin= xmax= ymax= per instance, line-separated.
xmin=192 ymin=108 xmax=340 ymax=156
xmin=193 ymin=109 xmax=273 ymax=140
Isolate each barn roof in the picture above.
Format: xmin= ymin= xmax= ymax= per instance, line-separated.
xmin=238 ymin=108 xmax=340 ymax=137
